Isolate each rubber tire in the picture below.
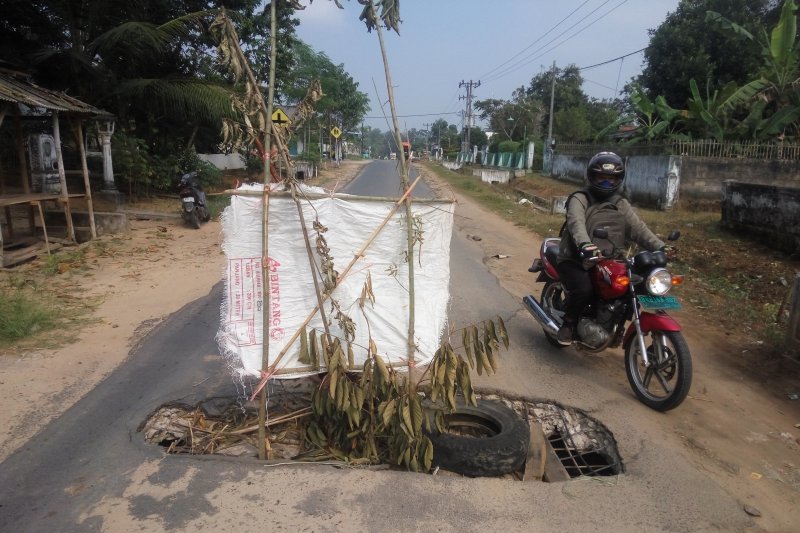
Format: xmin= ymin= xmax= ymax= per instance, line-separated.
xmin=427 ymin=399 xmax=530 ymax=477
xmin=187 ymin=208 xmax=200 ymax=229
xmin=541 ymin=281 xmax=568 ymax=349
xmin=625 ymin=330 xmax=692 ymax=411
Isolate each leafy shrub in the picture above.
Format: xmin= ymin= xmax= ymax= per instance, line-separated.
xmin=497 ymin=140 xmax=521 ymax=153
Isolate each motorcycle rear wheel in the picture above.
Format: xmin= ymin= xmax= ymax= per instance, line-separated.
xmin=187 ymin=208 xmax=201 ymax=229
xmin=625 ymin=330 xmax=692 ymax=411
xmin=540 ymin=281 xmax=567 ymax=349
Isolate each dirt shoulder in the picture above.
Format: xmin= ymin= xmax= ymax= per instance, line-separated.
xmin=419 ymin=162 xmax=800 ymax=531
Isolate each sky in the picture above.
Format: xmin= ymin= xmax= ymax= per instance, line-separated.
xmin=293 ymin=0 xmax=682 ymax=133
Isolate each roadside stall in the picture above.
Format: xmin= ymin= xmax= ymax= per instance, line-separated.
xmin=0 ymin=68 xmax=114 ymax=267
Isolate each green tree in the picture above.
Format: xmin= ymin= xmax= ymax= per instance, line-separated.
xmin=524 ymin=64 xmax=588 ymax=139
xmin=637 ymin=0 xmax=772 ymax=108
xmin=554 ymin=107 xmax=592 ymax=142
xmin=474 ymin=90 xmax=541 ymax=142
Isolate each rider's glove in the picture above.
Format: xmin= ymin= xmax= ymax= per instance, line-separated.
xmin=660 ymin=244 xmax=677 ymax=259
xmin=578 ymin=242 xmax=601 ymax=260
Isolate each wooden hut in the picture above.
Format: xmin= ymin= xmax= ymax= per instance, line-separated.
xmin=0 ymin=68 xmax=114 ymax=267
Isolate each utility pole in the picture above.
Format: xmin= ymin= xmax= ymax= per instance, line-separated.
xmin=547 ymin=61 xmax=556 ymax=148
xmin=423 ymin=122 xmax=431 ymax=158
xmin=459 ymin=79 xmax=480 ymax=157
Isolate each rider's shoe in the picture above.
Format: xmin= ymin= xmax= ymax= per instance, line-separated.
xmin=556 ymin=322 xmax=574 ymax=346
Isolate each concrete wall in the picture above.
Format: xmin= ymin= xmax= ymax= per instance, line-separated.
xmin=681 ymin=158 xmax=800 ymax=198
xmin=720 ymin=181 xmax=800 ymax=255
xmin=553 ymin=152 xmax=800 ymax=205
xmin=550 ymin=154 xmax=681 ymax=209
xmin=787 ymin=275 xmax=800 ymax=358
xmin=472 ymin=168 xmax=512 ymax=184
xmin=198 ymin=153 xmax=246 ymax=170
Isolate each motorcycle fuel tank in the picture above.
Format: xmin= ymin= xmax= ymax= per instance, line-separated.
xmin=591 ymin=259 xmax=629 ymax=300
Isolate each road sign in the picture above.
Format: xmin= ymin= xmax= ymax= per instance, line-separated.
xmin=330 ymin=126 xmax=342 ymax=139
xmin=272 ymin=108 xmax=291 ymax=126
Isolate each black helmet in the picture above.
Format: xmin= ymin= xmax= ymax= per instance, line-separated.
xmin=586 ymin=152 xmax=625 ymax=199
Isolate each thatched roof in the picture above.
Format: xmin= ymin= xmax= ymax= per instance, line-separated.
xmin=0 ymin=69 xmax=114 ymax=119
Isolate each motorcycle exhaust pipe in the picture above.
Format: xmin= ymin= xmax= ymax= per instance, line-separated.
xmin=522 ymin=295 xmax=560 ymax=336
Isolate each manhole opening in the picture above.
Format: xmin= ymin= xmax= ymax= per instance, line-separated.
xmin=548 ymin=429 xmax=618 ymax=478
xmin=139 ymin=389 xmax=623 ymax=481
xmin=529 ymin=399 xmax=624 ymax=480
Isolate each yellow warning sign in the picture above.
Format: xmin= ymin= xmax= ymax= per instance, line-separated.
xmin=330 ymin=126 xmax=342 ymax=139
xmin=271 ymin=108 xmax=291 ymax=125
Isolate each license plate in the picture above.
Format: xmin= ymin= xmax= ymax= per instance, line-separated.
xmin=639 ymin=295 xmax=681 ymax=310
xmin=182 ymin=198 xmax=194 ymax=204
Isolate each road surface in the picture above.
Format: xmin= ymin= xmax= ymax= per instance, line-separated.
xmin=0 ymin=164 xmax=768 ymax=532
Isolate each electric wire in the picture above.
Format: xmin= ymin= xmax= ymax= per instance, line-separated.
xmin=478 ymin=0 xmax=592 ymax=80
xmin=483 ymin=0 xmax=630 ymax=85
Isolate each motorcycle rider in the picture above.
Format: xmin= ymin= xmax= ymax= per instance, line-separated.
xmin=555 ymin=151 xmax=665 ymax=345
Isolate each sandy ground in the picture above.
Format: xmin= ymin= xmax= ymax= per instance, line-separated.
xmin=1 ymin=158 xmax=799 ymax=530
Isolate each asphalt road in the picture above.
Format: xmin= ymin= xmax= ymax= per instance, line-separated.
xmin=0 ymin=166 xmax=753 ymax=532
xmin=342 ymin=159 xmax=435 ymax=198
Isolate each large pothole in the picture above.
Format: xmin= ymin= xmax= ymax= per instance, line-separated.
xmin=140 ymin=382 xmax=622 ymax=481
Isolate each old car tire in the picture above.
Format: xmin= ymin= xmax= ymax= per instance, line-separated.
xmin=427 ymin=399 xmax=530 ymax=477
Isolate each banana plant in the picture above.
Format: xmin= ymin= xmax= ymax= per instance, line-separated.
xmin=595 ymin=87 xmax=682 ymax=143
xmin=706 ymin=0 xmax=800 ymax=138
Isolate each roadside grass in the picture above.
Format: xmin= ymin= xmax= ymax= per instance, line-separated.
xmin=1 ymin=190 xmax=231 ymax=350
xmin=0 ymin=288 xmax=57 ymax=343
xmin=422 ymin=162 xmax=797 ymax=355
xmin=0 ymin=241 xmax=109 ymax=351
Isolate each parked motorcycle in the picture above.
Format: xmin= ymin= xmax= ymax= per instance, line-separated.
xmin=177 ymin=172 xmax=210 ymax=229
xmin=523 ymin=230 xmax=692 ymax=411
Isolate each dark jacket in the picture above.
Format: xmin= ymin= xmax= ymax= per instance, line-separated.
xmin=557 ymin=189 xmax=664 ymax=263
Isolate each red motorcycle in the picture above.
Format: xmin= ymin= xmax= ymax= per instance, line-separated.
xmin=523 ymin=230 xmax=692 ymax=411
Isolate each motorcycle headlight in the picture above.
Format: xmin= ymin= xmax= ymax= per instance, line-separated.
xmin=646 ymin=268 xmax=673 ymax=296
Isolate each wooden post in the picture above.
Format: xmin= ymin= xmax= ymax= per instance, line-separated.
xmin=52 ymin=112 xmax=76 ymax=243
xmin=72 ymin=119 xmax=97 ymax=239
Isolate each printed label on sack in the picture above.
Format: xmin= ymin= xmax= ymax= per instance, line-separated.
xmin=226 ymin=257 xmax=263 ymax=346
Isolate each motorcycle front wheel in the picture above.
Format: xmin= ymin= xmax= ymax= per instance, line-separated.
xmin=540 ymin=281 xmax=567 ymax=349
xmin=625 ymin=330 xmax=692 ymax=411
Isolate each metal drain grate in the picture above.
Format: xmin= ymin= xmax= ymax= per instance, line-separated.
xmin=532 ymin=401 xmax=623 ymax=479
xmin=548 ymin=429 xmax=619 ymax=477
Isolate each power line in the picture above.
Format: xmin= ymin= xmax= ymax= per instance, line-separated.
xmin=482 ymin=0 xmax=618 ymax=83
xmin=579 ymin=48 xmax=645 ymax=71
xmin=478 ymin=0 xmax=592 ymax=80
xmin=483 ymin=0 xmax=629 ymax=84
xmin=362 ymin=111 xmax=460 ymax=119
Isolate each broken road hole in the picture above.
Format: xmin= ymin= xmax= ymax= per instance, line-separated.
xmin=140 ymin=390 xmax=622 ymax=481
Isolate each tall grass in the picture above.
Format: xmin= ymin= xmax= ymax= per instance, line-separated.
xmin=0 ymin=290 xmax=58 ymax=344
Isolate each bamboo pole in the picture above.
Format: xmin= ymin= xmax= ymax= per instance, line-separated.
xmin=370 ymin=0 xmax=417 ymax=368
xmin=258 ymin=0 xmax=278 ymax=461
xmin=291 ymin=183 xmax=333 ymax=346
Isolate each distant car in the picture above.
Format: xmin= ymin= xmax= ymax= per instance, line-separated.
xmin=389 ymin=152 xmax=397 ymax=160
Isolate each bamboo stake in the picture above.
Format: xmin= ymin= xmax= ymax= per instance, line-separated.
xmin=291 ymin=183 xmax=333 ymax=345
xmin=258 ymin=0 xmax=278 ymax=461
xmin=370 ymin=0 xmax=417 ymax=368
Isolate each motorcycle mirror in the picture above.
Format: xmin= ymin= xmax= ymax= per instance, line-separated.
xmin=667 ymin=230 xmax=681 ymax=241
xmin=593 ymin=228 xmax=609 ymax=239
